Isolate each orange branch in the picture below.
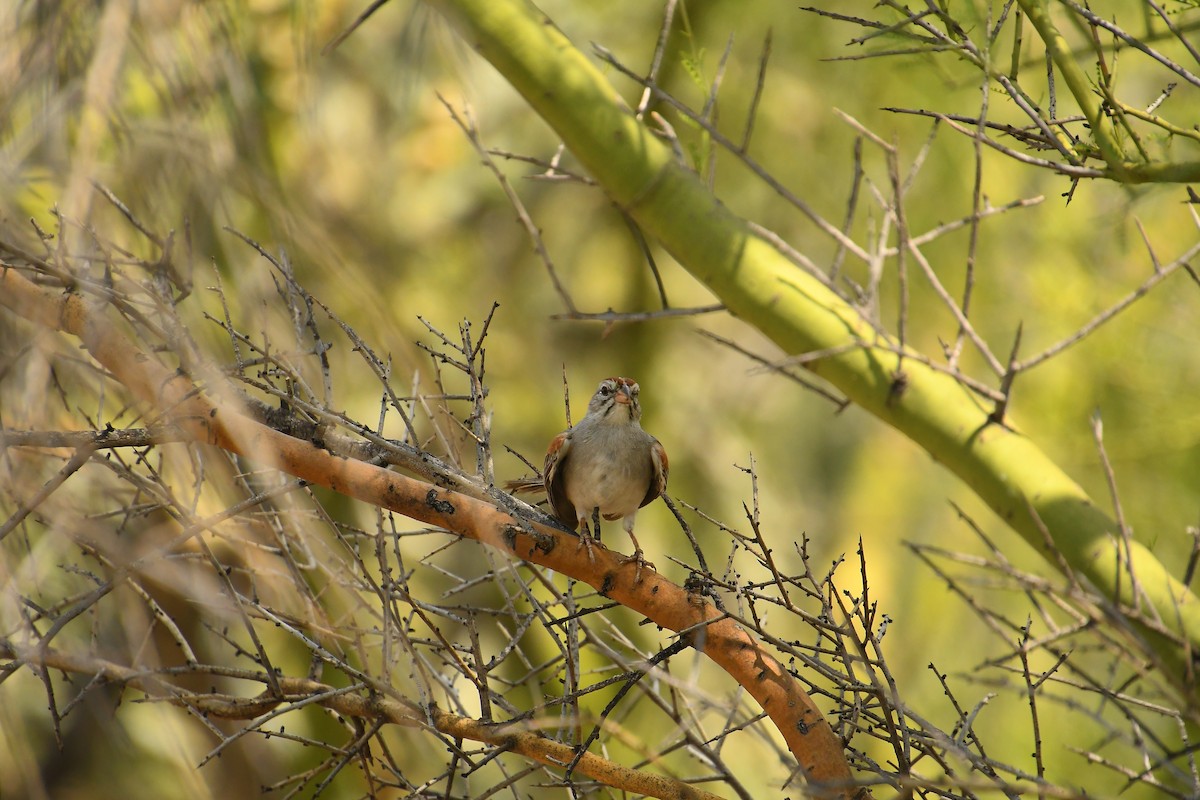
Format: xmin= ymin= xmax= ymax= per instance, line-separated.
xmin=0 ymin=265 xmax=862 ymax=798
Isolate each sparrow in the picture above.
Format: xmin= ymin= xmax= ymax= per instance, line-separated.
xmin=508 ymin=377 xmax=669 ymax=578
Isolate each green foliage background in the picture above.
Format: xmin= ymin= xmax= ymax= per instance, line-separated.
xmin=2 ymin=0 xmax=1199 ymax=796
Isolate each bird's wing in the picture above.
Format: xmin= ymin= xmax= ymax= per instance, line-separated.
xmin=639 ymin=437 xmax=669 ymax=509
xmin=544 ymin=431 xmax=579 ymax=528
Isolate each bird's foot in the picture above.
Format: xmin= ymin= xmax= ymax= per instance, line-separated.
xmin=616 ymin=549 xmax=655 ymax=583
xmin=576 ymin=529 xmax=601 ymax=563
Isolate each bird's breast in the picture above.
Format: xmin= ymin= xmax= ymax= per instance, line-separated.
xmin=560 ymin=434 xmax=653 ymax=518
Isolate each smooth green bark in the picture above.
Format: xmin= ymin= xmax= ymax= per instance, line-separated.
xmin=426 ymin=0 xmax=1200 ymax=689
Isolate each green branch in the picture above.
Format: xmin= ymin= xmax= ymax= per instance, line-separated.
xmin=1017 ymin=0 xmax=1130 ymax=178
xmin=424 ymin=0 xmax=1200 ymax=690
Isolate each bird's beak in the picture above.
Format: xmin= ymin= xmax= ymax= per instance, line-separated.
xmin=614 ymin=386 xmax=632 ymax=405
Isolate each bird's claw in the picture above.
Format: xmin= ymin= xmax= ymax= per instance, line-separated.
xmin=617 ymin=550 xmax=655 ymax=583
xmin=576 ymin=531 xmax=601 ymax=562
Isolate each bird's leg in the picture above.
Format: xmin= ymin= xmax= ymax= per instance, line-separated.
xmin=615 ymin=525 xmax=655 ymax=583
xmin=575 ymin=508 xmax=601 ymax=563
xmin=591 ymin=506 xmax=601 ymax=544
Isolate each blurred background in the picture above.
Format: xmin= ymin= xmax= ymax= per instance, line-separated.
xmin=2 ymin=0 xmax=1198 ymax=797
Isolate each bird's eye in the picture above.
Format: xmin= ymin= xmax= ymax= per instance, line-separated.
xmin=599 ymin=385 xmax=611 ymax=395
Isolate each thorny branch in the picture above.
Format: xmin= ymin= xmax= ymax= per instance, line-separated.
xmin=806 ymin=1 xmax=1200 ymax=183
xmin=0 ymin=225 xmax=859 ymax=798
